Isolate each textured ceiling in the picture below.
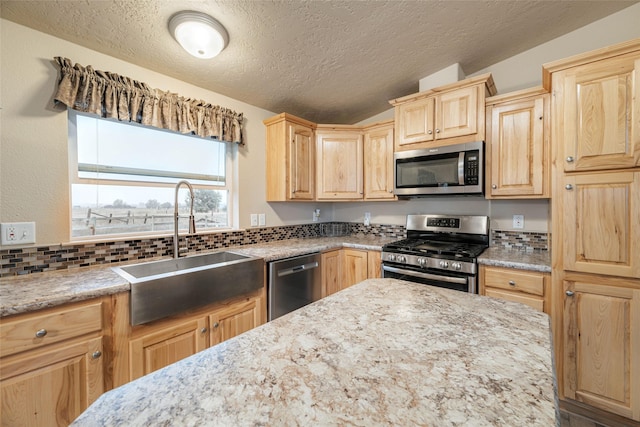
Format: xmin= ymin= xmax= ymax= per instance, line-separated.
xmin=1 ymin=0 xmax=636 ymax=123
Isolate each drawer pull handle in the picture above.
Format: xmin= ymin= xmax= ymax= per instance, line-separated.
xmin=200 ymin=327 xmax=208 ymax=334
xmin=565 ymin=184 xmax=573 ymax=190
xmin=565 ymin=290 xmax=575 ymax=297
xmin=92 ymin=350 xmax=102 ymax=359
xmin=566 ymin=156 xmax=574 ymax=163
xmin=508 ymin=280 xmax=516 ymax=286
xmin=213 ymin=322 xmax=219 ymax=329
xmin=35 ymin=329 xmax=47 ymax=338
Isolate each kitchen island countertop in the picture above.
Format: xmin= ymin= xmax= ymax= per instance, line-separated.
xmin=72 ymin=278 xmax=557 ymax=427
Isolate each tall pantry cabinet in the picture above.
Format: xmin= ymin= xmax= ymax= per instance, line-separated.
xmin=544 ymin=39 xmax=640 ymax=422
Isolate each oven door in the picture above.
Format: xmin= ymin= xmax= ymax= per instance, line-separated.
xmin=382 ymin=263 xmax=476 ymax=293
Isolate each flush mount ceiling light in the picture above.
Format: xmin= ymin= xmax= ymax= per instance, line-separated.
xmin=169 ymin=11 xmax=229 ymax=59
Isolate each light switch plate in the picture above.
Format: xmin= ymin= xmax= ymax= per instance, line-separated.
xmin=1 ymin=222 xmax=36 ymax=245
xmin=250 ymin=214 xmax=258 ymax=227
xmin=258 ymin=213 xmax=266 ymax=226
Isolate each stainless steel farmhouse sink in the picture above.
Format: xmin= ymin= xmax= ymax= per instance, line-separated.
xmin=113 ymin=251 xmax=264 ymax=325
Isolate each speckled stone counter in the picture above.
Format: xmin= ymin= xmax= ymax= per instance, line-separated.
xmin=478 ymin=247 xmax=551 ymax=273
xmin=72 ymin=278 xmax=557 ymax=426
xmin=0 ymin=236 xmax=395 ymax=317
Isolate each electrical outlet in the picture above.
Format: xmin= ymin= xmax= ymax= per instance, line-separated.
xmin=364 ymin=212 xmax=371 ymax=226
xmin=258 ymin=213 xmax=266 ymax=226
xmin=250 ymin=214 xmax=258 ymax=227
xmin=1 ymin=222 xmax=36 ymax=245
xmin=513 ymin=215 xmax=524 ymax=229
xmin=312 ymin=209 xmax=320 ymax=222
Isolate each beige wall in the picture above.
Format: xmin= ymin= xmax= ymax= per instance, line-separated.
xmin=2 ymin=4 xmax=640 ymax=247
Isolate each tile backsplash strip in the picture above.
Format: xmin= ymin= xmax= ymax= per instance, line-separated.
xmin=491 ymin=229 xmax=549 ymax=251
xmin=0 ymin=222 xmax=404 ymax=277
xmin=0 ymin=223 xmax=545 ymax=277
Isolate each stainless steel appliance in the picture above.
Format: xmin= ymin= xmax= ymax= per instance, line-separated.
xmin=268 ymin=252 xmax=322 ymax=321
xmin=382 ymin=214 xmax=489 ymax=293
xmin=394 ymin=141 xmax=484 ymax=197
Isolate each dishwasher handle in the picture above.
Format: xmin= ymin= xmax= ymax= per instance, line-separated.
xmin=277 ymin=261 xmax=319 ymax=277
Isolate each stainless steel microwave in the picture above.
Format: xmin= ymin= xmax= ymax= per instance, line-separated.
xmin=394 ymin=141 xmax=484 ymax=197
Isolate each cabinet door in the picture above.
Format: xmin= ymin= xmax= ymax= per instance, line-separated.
xmin=436 ymin=85 xmax=478 ymax=140
xmin=364 ymin=124 xmax=395 ymax=200
xmin=209 ymin=298 xmax=260 ymax=346
xmin=129 ymin=317 xmax=208 ymax=380
xmin=558 ymin=56 xmax=640 ymax=172
xmin=289 ymin=123 xmax=315 ymax=200
xmin=563 ymin=171 xmax=640 ymax=278
xmin=1 ymin=337 xmax=103 ymax=427
xmin=367 ymin=251 xmax=382 ymax=279
xmin=396 ymin=96 xmax=435 ymax=148
xmin=316 ymin=131 xmax=363 ymax=199
xmin=488 ymin=95 xmax=548 ymax=197
xmin=342 ymin=249 xmax=368 ymax=289
xmin=321 ymin=250 xmax=341 ymax=297
xmin=563 ymin=279 xmax=640 ymax=420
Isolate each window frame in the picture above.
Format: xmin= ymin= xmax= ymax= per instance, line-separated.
xmin=67 ymin=110 xmax=235 ymax=241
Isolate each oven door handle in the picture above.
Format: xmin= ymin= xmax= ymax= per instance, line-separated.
xmin=383 ymin=265 xmax=469 ymax=285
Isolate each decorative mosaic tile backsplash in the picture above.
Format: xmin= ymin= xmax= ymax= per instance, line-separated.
xmin=491 ymin=230 xmax=549 ymax=251
xmin=0 ymin=222 xmax=546 ymax=277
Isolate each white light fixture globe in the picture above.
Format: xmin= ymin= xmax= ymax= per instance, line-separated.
xmin=169 ymin=11 xmax=229 ymax=59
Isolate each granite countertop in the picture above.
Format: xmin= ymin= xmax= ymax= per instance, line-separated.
xmin=478 ymin=246 xmax=551 ymax=273
xmin=72 ymin=278 xmax=557 ymax=427
xmin=0 ymin=236 xmax=396 ymax=317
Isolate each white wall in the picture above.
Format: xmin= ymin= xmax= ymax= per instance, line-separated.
xmin=347 ymin=3 xmax=640 ymax=234
xmin=2 ymin=4 xmax=639 ymax=246
xmin=0 ymin=19 xmax=318 ymax=246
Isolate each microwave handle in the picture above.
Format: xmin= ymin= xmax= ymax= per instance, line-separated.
xmin=458 ymin=152 xmax=465 ymax=185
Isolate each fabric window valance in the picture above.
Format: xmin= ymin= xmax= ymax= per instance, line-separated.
xmin=53 ymin=57 xmax=244 ymax=144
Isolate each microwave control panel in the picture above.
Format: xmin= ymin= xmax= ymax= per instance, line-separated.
xmin=464 ymin=151 xmax=480 ymax=185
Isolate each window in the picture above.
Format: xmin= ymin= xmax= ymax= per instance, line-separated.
xmin=69 ymin=111 xmax=233 ymax=239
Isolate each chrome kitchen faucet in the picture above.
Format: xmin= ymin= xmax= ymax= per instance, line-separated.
xmin=174 ymin=180 xmax=196 ymax=258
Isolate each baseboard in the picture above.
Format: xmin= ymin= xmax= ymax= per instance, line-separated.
xmin=560 ymin=399 xmax=639 ymax=427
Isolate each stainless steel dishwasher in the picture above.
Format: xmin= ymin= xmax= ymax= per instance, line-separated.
xmin=268 ymin=252 xmax=322 ymax=321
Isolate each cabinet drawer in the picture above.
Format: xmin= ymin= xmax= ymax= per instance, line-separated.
xmin=0 ymin=300 xmax=103 ymax=358
xmin=485 ymin=288 xmax=545 ymax=312
xmin=483 ymin=267 xmax=545 ymax=296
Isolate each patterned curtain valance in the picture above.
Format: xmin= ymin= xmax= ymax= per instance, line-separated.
xmin=53 ymin=57 xmax=244 ymax=144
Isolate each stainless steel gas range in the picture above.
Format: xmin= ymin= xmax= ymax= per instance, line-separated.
xmin=381 ymin=214 xmax=489 ymax=293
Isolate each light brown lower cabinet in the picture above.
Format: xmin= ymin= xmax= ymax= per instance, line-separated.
xmin=0 ymin=298 xmax=107 ymax=427
xmin=562 ymin=274 xmax=640 ymax=421
xmin=322 ymin=249 xmax=381 ymax=297
xmin=125 ymin=291 xmax=265 ymax=382
xmin=479 ymin=265 xmax=550 ymax=314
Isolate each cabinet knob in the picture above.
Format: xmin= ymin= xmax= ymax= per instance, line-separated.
xmin=565 ymin=290 xmax=575 ymax=296
xmin=35 ymin=329 xmax=47 ymax=338
xmin=539 ymin=116 xmax=543 ymax=120
xmin=566 ymin=156 xmax=574 ymax=163
xmin=213 ymin=322 xmax=219 ymax=329
xmin=565 ymin=184 xmax=573 ymax=190
xmin=508 ymin=280 xmax=516 ymax=286
xmin=491 ymin=184 xmax=497 ymax=189
xmin=435 ymin=129 xmax=440 ymax=134
xmin=427 ymin=130 xmax=433 ymax=135
xmin=200 ymin=327 xmax=208 ymax=334
xmin=92 ymin=350 xmax=102 ymax=359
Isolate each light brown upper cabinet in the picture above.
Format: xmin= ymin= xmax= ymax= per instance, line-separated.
xmin=545 ymin=51 xmax=640 ymax=172
xmin=264 ymin=113 xmax=316 ymax=201
xmin=363 ymin=121 xmax=396 ymax=200
xmin=315 ymin=125 xmax=364 ymax=200
xmin=389 ymin=73 xmax=496 ymax=152
xmin=485 ymin=88 xmax=550 ymax=198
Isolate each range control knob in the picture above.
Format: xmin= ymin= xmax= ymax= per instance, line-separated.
xmin=417 ymin=258 xmax=426 ymax=267
xmin=387 ymin=254 xmax=396 ymax=262
xmin=451 ymin=262 xmax=462 ymax=271
xmin=397 ymin=255 xmax=407 ymax=263
xmin=439 ymin=261 xmax=449 ymax=269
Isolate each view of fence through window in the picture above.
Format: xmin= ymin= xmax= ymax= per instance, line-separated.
xmin=70 ymin=112 xmax=231 ymax=238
